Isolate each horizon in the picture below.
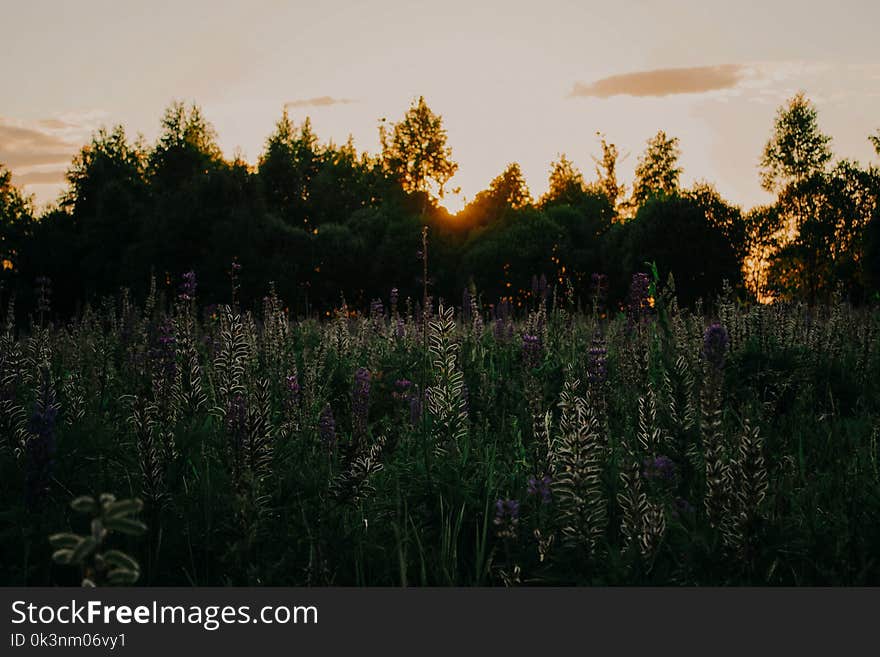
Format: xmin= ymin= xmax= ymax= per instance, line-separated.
xmin=2 ymin=0 xmax=880 ymax=213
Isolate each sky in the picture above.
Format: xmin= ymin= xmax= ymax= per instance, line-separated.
xmin=2 ymin=0 xmax=879 ymax=213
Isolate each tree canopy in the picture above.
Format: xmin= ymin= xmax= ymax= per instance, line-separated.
xmin=631 ymin=130 xmax=682 ymax=206
xmin=2 ymin=92 xmax=879 ymax=319
xmin=379 ymin=96 xmax=458 ymax=202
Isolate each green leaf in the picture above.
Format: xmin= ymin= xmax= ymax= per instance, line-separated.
xmin=70 ymin=496 xmax=97 ymax=514
xmin=70 ymin=536 xmax=98 ymax=564
xmin=52 ymin=548 xmax=74 ymax=565
xmin=107 ymin=568 xmax=140 ymax=585
xmin=49 ymin=533 xmax=82 ymax=549
xmin=102 ymin=549 xmax=140 ymax=572
xmin=104 ymin=499 xmax=144 ymax=519
xmin=103 ymin=517 xmax=147 ymax=536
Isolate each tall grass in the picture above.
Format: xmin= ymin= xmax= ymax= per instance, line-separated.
xmin=2 ymin=274 xmax=879 ymax=585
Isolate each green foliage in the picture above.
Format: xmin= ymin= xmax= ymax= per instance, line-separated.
xmin=631 ymin=130 xmax=682 ymax=206
xmin=592 ymin=134 xmax=626 ymax=213
xmin=760 ymin=92 xmax=832 ymax=193
xmin=1 ymin=278 xmax=879 ymax=586
xmin=49 ymin=494 xmax=146 ymax=587
xmin=621 ymin=191 xmax=744 ymax=304
xmin=379 ymin=96 xmax=458 ymax=200
xmin=767 ymin=160 xmax=879 ymax=302
xmin=0 ymin=164 xmax=33 ymax=283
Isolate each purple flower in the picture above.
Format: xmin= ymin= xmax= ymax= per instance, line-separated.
xmin=643 ymin=455 xmax=676 ymax=483
xmin=389 ymin=288 xmax=399 ymax=308
xmin=392 ymin=379 xmax=413 ymax=400
xmin=627 ymin=272 xmax=651 ymax=327
xmin=703 ymin=322 xmax=730 ymax=370
xmin=285 ymin=373 xmax=300 ymax=410
xmin=521 ymin=334 xmax=543 ymax=370
xmin=493 ymin=498 xmax=520 ymax=539
xmin=527 ymin=475 xmax=552 ymax=504
xmin=587 ymin=337 xmax=608 ymax=386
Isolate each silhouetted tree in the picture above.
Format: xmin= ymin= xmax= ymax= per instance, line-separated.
xmin=631 ymin=130 xmax=682 ymax=206
xmin=767 ymin=161 xmax=879 ymax=302
xmin=146 ymin=102 xmax=234 ymax=288
xmin=379 ymin=96 xmax=458 ymax=204
xmin=259 ymin=112 xmax=320 ymax=228
xmin=459 ymin=162 xmax=532 ymax=229
xmin=865 ymin=205 xmax=880 ymax=299
xmin=540 ymin=154 xmax=585 ymax=209
xmin=62 ymin=126 xmax=148 ymax=297
xmin=0 ymin=164 xmax=33 ymax=281
xmin=592 ymin=133 xmax=625 ymax=214
xmin=743 ymin=205 xmax=783 ymax=301
xmin=622 ymin=190 xmax=743 ymax=305
xmin=759 ymin=92 xmax=832 ymax=193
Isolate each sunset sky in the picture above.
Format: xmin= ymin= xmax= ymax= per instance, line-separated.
xmin=2 ymin=0 xmax=879 ymax=212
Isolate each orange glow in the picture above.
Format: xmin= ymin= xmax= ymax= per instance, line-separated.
xmin=1 ymin=259 xmax=12 ymax=271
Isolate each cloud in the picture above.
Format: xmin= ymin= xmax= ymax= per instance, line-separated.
xmin=284 ymin=96 xmax=355 ymax=109
xmin=569 ymin=64 xmax=749 ymax=98
xmin=0 ymin=122 xmax=77 ymax=168
xmin=0 ymin=114 xmax=104 ymax=198
xmin=36 ymin=118 xmax=76 ymax=130
xmin=11 ymin=169 xmax=67 ymax=185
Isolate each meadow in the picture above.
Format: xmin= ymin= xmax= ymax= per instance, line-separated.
xmin=2 ymin=268 xmax=879 ymax=587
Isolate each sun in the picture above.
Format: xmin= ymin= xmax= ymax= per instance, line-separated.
xmin=439 ymin=189 xmax=467 ymax=215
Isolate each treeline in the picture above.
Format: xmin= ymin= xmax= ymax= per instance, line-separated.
xmin=1 ymin=94 xmax=880 ymax=318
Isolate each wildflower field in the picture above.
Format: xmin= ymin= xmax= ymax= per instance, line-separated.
xmin=2 ymin=271 xmax=880 ymax=586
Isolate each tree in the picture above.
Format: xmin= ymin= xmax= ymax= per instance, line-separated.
xmin=62 ymin=126 xmax=148 ymax=296
xmin=743 ymin=205 xmax=784 ymax=301
xmin=0 ymin=164 xmax=33 ymax=277
xmin=871 ymin=130 xmax=880 ymax=158
xmin=258 ymin=111 xmax=320 ymax=227
xmin=379 ymin=96 xmax=458 ymax=201
xmin=759 ymin=92 xmax=831 ymax=193
xmin=146 ymin=101 xmax=256 ymax=297
xmin=540 ymin=154 xmax=586 ymax=208
xmin=149 ymin=101 xmax=223 ymax=188
xmin=592 ymin=133 xmax=625 ymax=212
xmin=767 ymin=160 xmax=879 ymax=302
xmin=460 ymin=162 xmax=533 ymax=228
xmin=631 ymin=130 xmax=682 ymax=206
xmin=622 ymin=192 xmax=743 ymax=305
xmin=537 ymin=154 xmax=613 ymax=281
xmin=865 ymin=204 xmax=880 ymax=299
xmin=487 ymin=162 xmax=532 ymax=210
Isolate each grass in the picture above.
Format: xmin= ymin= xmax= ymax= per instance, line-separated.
xmin=1 ymin=276 xmax=879 ymax=586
